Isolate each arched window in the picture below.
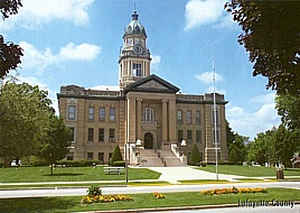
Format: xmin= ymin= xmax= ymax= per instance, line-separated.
xmin=143 ymin=107 xmax=154 ymax=121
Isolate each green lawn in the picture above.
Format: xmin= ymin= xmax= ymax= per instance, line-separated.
xmin=0 ymin=188 xmax=299 ymax=213
xmin=0 ymin=167 xmax=160 ymax=183
xmin=178 ymin=179 xmax=232 ymax=184
xmin=196 ymin=165 xmax=300 ymax=177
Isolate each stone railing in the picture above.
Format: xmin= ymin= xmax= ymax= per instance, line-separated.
xmin=171 ymin=144 xmax=186 ymax=164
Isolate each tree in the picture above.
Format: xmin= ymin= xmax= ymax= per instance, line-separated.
xmin=39 ymin=115 xmax=72 ymax=175
xmin=247 ymin=129 xmax=276 ymax=166
xmin=0 ymin=82 xmax=53 ymax=167
xmin=226 ymin=120 xmax=235 ymax=150
xmin=228 ymin=134 xmax=248 ymax=164
xmin=273 ymin=125 xmax=299 ymax=167
xmin=275 ymin=95 xmax=300 ymax=131
xmin=189 ymin=144 xmax=201 ymax=166
xmin=111 ymin=145 xmax=123 ymax=163
xmin=225 ymin=1 xmax=300 ymax=96
xmin=0 ymin=0 xmax=23 ymax=79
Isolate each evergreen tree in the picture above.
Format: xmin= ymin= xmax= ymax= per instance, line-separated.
xmin=111 ymin=145 xmax=123 ymax=163
xmin=190 ymin=144 xmax=201 ymax=166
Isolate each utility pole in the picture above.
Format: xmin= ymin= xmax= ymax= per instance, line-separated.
xmin=213 ymin=60 xmax=219 ymax=181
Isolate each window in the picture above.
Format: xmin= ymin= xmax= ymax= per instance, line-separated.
xmin=177 ymin=110 xmax=183 ymax=124
xmin=99 ymin=107 xmax=105 ymax=121
xmin=211 ymin=105 xmax=220 ymax=126
xmin=196 ymin=110 xmax=201 ymax=125
xmin=88 ymin=128 xmax=94 ymax=142
xmin=109 ymin=128 xmax=115 ymax=142
xmin=186 ymin=111 xmax=192 ymax=124
xmin=88 ymin=107 xmax=94 ymax=120
xmin=98 ymin=128 xmax=104 ymax=142
xmin=98 ymin=152 xmax=104 ymax=162
xmin=187 ymin=130 xmax=193 ymax=143
xmin=69 ymin=127 xmax=75 ymax=143
xmin=178 ymin=130 xmax=183 ymax=143
xmin=212 ymin=128 xmax=220 ymax=145
xmin=87 ymin=152 xmax=93 ymax=160
xmin=133 ymin=63 xmax=142 ymax=76
xmin=143 ymin=107 xmax=154 ymax=121
xmin=67 ymin=105 xmax=76 ymax=120
xmin=196 ymin=130 xmax=201 ymax=143
xmin=66 ymin=152 xmax=74 ymax=161
xmin=109 ymin=107 xmax=116 ymax=121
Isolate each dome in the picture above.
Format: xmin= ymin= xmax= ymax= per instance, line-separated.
xmin=124 ymin=11 xmax=147 ymax=38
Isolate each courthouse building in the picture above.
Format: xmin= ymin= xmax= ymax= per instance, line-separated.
xmin=57 ymin=11 xmax=228 ymax=166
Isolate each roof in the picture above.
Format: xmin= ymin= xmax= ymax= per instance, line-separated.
xmin=124 ymin=74 xmax=180 ymax=94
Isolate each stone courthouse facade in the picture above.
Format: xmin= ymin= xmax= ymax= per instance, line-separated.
xmin=57 ymin=11 xmax=228 ymax=165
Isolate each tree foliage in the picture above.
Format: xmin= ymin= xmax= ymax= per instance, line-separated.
xmin=111 ymin=145 xmax=123 ymax=163
xmin=225 ymin=0 xmax=300 ymax=96
xmin=0 ymin=82 xmax=53 ymax=166
xmin=38 ymin=115 xmax=72 ymax=175
xmin=275 ymin=95 xmax=300 ymax=131
xmin=190 ymin=144 xmax=201 ymax=165
xmin=248 ymin=126 xmax=299 ymax=167
xmin=0 ymin=0 xmax=23 ymax=79
xmin=226 ymin=121 xmax=248 ymax=164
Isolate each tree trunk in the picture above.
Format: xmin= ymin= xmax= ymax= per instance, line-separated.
xmin=3 ymin=158 xmax=10 ymax=168
xmin=50 ymin=164 xmax=53 ymax=176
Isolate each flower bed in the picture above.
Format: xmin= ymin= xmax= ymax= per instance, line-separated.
xmin=201 ymin=187 xmax=266 ymax=195
xmin=153 ymin=192 xmax=165 ymax=199
xmin=81 ymin=194 xmax=133 ymax=204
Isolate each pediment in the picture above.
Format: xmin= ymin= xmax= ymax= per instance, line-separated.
xmin=124 ymin=74 xmax=180 ymax=94
xmin=137 ymin=79 xmax=169 ymax=90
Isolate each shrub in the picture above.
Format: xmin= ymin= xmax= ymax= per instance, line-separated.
xmin=112 ymin=160 xmax=125 ymax=167
xmin=189 ymin=144 xmax=201 ymax=166
xmin=30 ymin=156 xmax=48 ymax=166
xmin=111 ymin=145 xmax=123 ymax=163
xmin=87 ymin=185 xmax=102 ymax=197
xmin=56 ymin=160 xmax=101 ymax=167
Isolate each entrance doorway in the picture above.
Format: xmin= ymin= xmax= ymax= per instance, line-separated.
xmin=144 ymin=133 xmax=153 ymax=149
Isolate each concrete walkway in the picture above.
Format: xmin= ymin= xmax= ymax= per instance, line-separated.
xmin=147 ymin=167 xmax=245 ymax=183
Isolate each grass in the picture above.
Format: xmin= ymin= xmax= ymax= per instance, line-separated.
xmin=178 ymin=179 xmax=232 ymax=184
xmin=0 ymin=167 xmax=161 ymax=183
xmin=197 ymin=165 xmax=300 ymax=177
xmin=235 ymin=179 xmax=275 ymax=183
xmin=0 ymin=181 xmax=170 ymax=190
xmin=0 ymin=188 xmax=299 ymax=212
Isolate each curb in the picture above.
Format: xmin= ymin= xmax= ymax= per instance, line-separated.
xmin=75 ymin=201 xmax=300 ymax=213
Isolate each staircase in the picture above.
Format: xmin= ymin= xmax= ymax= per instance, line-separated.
xmin=160 ymin=150 xmax=186 ymax=167
xmin=139 ymin=149 xmax=164 ymax=167
xmin=139 ymin=149 xmax=186 ymax=167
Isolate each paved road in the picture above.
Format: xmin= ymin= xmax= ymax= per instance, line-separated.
xmin=144 ymin=206 xmax=300 ymax=213
xmin=1 ymin=182 xmax=300 ymax=199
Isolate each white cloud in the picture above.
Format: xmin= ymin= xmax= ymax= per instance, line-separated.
xmin=152 ymin=55 xmax=161 ymax=65
xmin=227 ymin=93 xmax=281 ymax=139
xmin=184 ymin=0 xmax=235 ymax=31
xmin=195 ymin=72 xmax=223 ymax=84
xmin=0 ymin=0 xmax=95 ymax=31
xmin=207 ymin=86 xmax=226 ymax=95
xmin=60 ymin=43 xmax=101 ymax=61
xmin=90 ymin=85 xmax=120 ymax=91
xmin=20 ymin=41 xmax=101 ymax=72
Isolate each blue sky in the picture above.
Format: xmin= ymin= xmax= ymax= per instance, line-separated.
xmin=0 ymin=0 xmax=280 ymax=139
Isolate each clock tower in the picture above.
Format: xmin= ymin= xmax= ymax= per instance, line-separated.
xmin=119 ymin=10 xmax=152 ymax=89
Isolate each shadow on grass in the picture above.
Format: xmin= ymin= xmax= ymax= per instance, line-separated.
xmin=43 ymin=173 xmax=84 ymax=177
xmin=0 ymin=197 xmax=77 ymax=213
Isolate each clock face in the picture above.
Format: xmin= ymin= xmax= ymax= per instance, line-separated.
xmin=133 ymin=45 xmax=143 ymax=55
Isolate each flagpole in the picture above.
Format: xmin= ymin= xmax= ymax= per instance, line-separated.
xmin=213 ymin=60 xmax=219 ymax=181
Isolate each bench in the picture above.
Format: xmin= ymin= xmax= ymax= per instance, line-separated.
xmin=104 ymin=167 xmax=124 ymax=175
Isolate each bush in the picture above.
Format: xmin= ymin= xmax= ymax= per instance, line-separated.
xmin=56 ymin=160 xmax=101 ymax=167
xmin=111 ymin=145 xmax=123 ymax=163
xmin=87 ymin=185 xmax=102 ymax=196
xmin=30 ymin=156 xmax=48 ymax=166
xmin=112 ymin=161 xmax=125 ymax=167
xmin=189 ymin=144 xmax=201 ymax=166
